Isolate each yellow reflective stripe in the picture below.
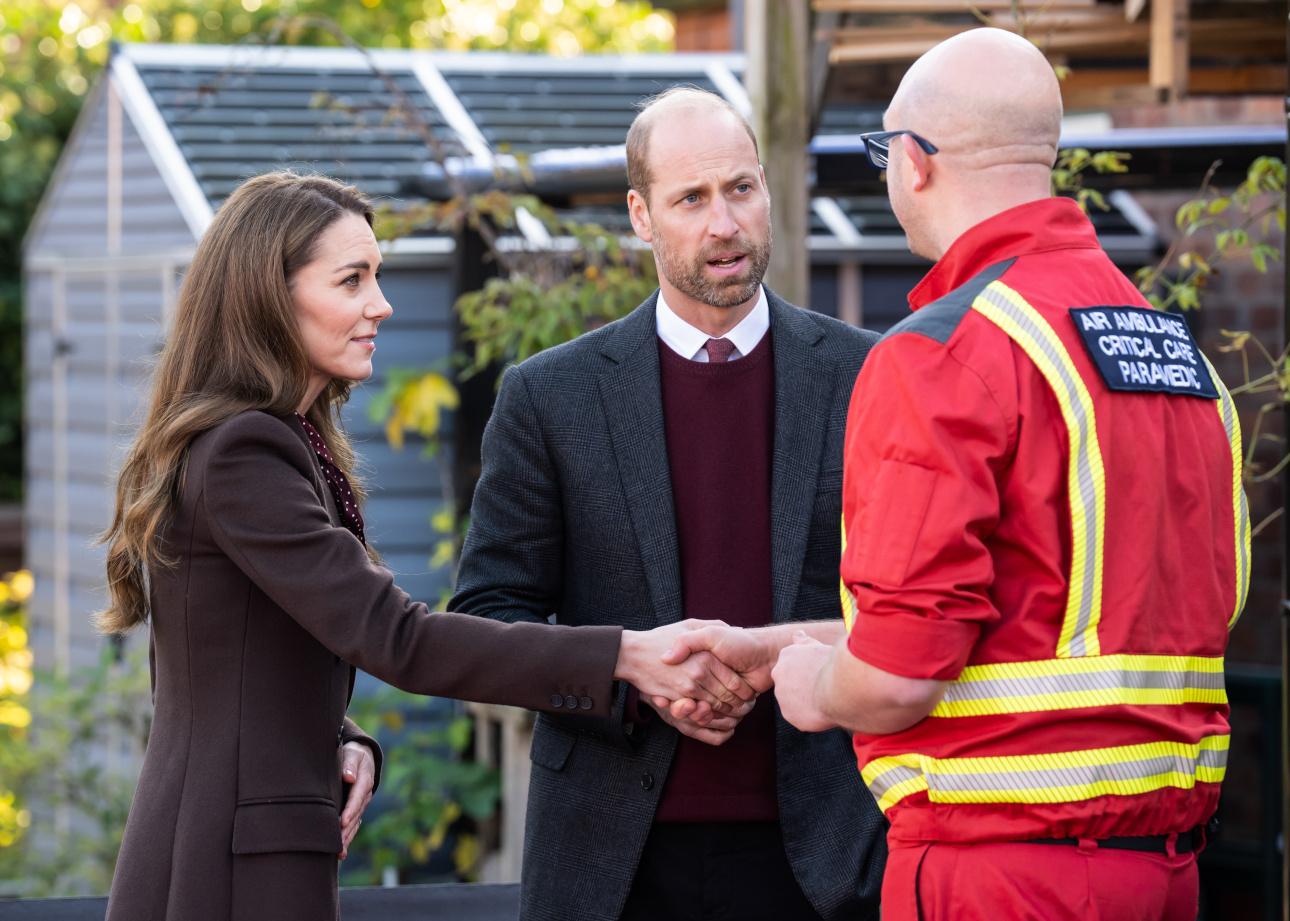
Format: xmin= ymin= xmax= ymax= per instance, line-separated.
xmin=971 ymin=282 xmax=1106 ymax=658
xmin=930 ymin=653 xmax=1226 ymax=717
xmin=1202 ymin=354 xmax=1251 ymax=630
xmin=839 ymin=515 xmax=857 ymax=631
xmin=862 ymin=734 xmax=1228 ymax=813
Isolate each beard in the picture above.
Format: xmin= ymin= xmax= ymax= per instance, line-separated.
xmin=651 ymin=223 xmax=773 ymax=309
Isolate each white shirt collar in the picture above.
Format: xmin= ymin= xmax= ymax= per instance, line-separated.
xmin=655 ymin=286 xmax=770 ymax=362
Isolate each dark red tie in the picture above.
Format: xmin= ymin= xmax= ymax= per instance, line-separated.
xmin=294 ymin=413 xmax=366 ymax=545
xmin=704 ymin=338 xmax=736 ymax=363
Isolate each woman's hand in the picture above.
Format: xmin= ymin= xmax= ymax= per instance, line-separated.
xmin=338 ymin=741 xmax=376 ymax=859
xmin=615 ymin=620 xmax=759 ymax=713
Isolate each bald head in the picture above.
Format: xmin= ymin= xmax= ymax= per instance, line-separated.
xmin=888 ymin=28 xmax=1062 ymax=171
xmin=626 ymin=87 xmax=759 ymax=206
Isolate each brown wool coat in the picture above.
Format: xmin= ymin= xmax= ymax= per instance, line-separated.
xmin=105 ymin=411 xmax=622 ymax=921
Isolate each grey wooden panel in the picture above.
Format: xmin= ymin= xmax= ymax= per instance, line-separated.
xmin=379 ymin=267 xmax=455 ymax=323
xmin=25 ymin=525 xmax=108 ymax=590
xmin=25 ymin=479 xmax=112 ymax=533
xmin=26 ymin=429 xmax=127 ymax=485
xmin=23 ymin=272 xmax=53 ymax=329
xmin=26 ymin=377 xmax=151 ymax=432
xmin=348 ymin=439 xmax=452 ymax=494
xmin=364 ymin=494 xmax=443 ymax=550
xmin=25 ymin=617 xmax=117 ymax=675
xmin=27 ymin=322 xmax=161 ymax=374
xmin=26 ymin=94 xmax=110 ymax=256
xmin=373 ymin=552 xmax=453 ymax=607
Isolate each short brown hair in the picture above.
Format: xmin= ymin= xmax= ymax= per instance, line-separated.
xmin=625 ymin=86 xmax=759 ymax=205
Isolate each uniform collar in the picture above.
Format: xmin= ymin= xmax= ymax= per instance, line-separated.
xmin=908 ymin=197 xmax=1102 ymax=310
xmin=656 ymin=285 xmax=770 ymax=360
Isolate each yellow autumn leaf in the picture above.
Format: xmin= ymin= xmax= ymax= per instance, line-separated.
xmin=0 ymin=701 xmax=31 ymax=728
xmin=428 ymin=801 xmax=461 ymax=851
xmin=8 ymin=571 xmax=33 ymax=603
xmin=431 ymin=509 xmax=455 ymax=534
xmin=454 ymin=833 xmax=481 ymax=875
xmin=385 ymin=412 xmax=406 ymax=452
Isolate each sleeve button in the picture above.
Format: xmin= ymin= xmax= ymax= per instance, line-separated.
xmin=579 ymin=696 xmax=594 ymax=710
xmin=564 ymin=694 xmax=579 ymax=710
xmin=640 ymin=772 xmax=654 ymax=791
xmin=550 ymin=694 xmax=565 ymax=709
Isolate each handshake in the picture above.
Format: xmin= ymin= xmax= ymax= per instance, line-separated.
xmin=612 ymin=619 xmax=842 ymax=745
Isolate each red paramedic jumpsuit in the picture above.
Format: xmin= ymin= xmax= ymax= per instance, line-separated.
xmin=839 ymin=198 xmax=1249 ymax=921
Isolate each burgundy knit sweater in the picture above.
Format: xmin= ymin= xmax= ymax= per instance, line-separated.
xmin=653 ymin=332 xmax=779 ymax=823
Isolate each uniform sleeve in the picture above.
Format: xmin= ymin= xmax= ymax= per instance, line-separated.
xmin=200 ymin=413 xmax=622 ymax=716
xmin=842 ymin=333 xmax=1012 ymax=681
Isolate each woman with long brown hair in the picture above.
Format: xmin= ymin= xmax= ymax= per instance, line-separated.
xmin=100 ymin=171 xmax=756 ymax=921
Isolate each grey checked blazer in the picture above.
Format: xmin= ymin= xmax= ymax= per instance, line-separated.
xmin=451 ymin=291 xmax=886 ymax=921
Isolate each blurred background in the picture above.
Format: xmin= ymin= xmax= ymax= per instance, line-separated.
xmin=0 ymin=0 xmax=1284 ymax=916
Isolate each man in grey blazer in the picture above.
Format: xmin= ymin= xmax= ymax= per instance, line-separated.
xmin=452 ymin=88 xmax=886 ymax=921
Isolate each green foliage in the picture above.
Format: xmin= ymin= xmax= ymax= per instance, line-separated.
xmin=453 ymin=200 xmax=658 ymax=375
xmin=1134 ymin=156 xmax=1286 ymax=313
xmin=0 ymin=641 xmax=151 ymax=897
xmin=1134 ymin=157 xmax=1287 ymax=538
xmin=1051 ymin=147 xmax=1131 ymax=214
xmin=341 ymin=691 xmax=499 ymax=884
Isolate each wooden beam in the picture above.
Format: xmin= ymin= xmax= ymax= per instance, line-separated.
xmin=1059 ymin=64 xmax=1288 ymax=107
xmin=745 ymin=0 xmax=811 ymax=308
xmin=1149 ymin=0 xmax=1189 ymax=100
xmin=829 ymin=16 xmax=1281 ymax=65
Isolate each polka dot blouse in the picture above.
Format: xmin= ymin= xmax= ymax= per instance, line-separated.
xmin=294 ymin=413 xmax=366 ymax=546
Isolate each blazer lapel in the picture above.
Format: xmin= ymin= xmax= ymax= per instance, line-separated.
xmin=768 ymin=292 xmax=834 ymax=623
xmin=597 ymin=296 xmax=684 ymax=626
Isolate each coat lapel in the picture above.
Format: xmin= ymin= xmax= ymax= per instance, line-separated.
xmin=768 ymin=292 xmax=834 ymax=623
xmin=597 ymin=296 xmax=684 ymax=626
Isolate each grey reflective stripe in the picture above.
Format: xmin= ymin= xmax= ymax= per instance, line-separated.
xmin=941 ymin=668 xmax=1225 ymax=703
xmin=866 ymin=763 xmax=922 ymax=802
xmin=976 ymin=284 xmax=1102 ymax=657
xmin=929 ymin=747 xmax=1228 ymax=794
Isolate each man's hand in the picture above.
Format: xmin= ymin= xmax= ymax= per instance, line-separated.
xmin=338 ymin=741 xmax=376 ymax=859
xmin=648 ymin=695 xmax=756 ymax=746
xmin=616 ymin=620 xmax=759 ymax=713
xmin=660 ymin=623 xmax=778 ymax=693
xmin=771 ymin=632 xmax=838 ymax=733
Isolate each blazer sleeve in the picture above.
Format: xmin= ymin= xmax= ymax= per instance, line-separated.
xmin=199 ymin=412 xmax=622 ymax=717
xmin=450 ymin=366 xmax=636 ymax=743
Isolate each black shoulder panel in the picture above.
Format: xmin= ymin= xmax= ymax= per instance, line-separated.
xmin=883 ymin=257 xmax=1017 ymax=345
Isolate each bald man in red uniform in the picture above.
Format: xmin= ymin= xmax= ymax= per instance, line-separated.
xmin=764 ymin=28 xmax=1249 ymax=921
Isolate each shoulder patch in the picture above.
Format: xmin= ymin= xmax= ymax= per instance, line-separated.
xmin=884 ymin=258 xmax=1017 ymax=345
xmin=1070 ymin=306 xmax=1218 ymax=399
